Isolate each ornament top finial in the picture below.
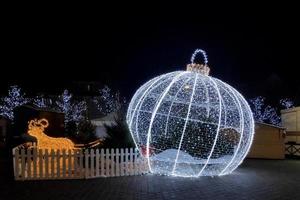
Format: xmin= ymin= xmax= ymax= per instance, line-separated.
xmin=187 ymin=49 xmax=210 ymax=75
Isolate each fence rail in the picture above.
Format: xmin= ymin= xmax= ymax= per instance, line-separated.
xmin=285 ymin=142 xmax=300 ymax=158
xmin=12 ymin=147 xmax=148 ymax=180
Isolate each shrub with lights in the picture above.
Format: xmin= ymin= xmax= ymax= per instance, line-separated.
xmin=127 ymin=49 xmax=255 ymax=177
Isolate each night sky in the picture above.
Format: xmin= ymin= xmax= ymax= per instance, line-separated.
xmin=2 ymin=3 xmax=300 ymax=105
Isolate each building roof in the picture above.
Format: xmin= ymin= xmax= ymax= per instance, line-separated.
xmin=281 ymin=106 xmax=300 ymax=114
xmin=90 ymin=112 xmax=118 ymax=126
xmin=256 ymin=122 xmax=285 ymax=130
xmin=19 ymin=104 xmax=64 ymax=114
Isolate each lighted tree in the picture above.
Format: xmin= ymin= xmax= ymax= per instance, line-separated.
xmin=280 ymin=98 xmax=294 ymax=109
xmin=32 ymin=95 xmax=50 ymax=108
xmin=249 ymin=96 xmax=281 ymax=126
xmin=56 ymin=90 xmax=87 ymax=125
xmin=0 ymin=86 xmax=28 ymax=120
xmin=56 ymin=90 xmax=72 ymax=123
xmin=93 ymin=85 xmax=126 ymax=115
xmin=71 ymin=100 xmax=87 ymax=124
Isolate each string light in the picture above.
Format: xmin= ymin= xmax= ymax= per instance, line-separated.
xmin=191 ymin=49 xmax=208 ymax=64
xmin=249 ymin=96 xmax=281 ymax=126
xmin=127 ymin=49 xmax=255 ymax=177
xmin=93 ymin=85 xmax=125 ymax=115
xmin=0 ymin=86 xmax=28 ymax=120
xmin=280 ymin=98 xmax=294 ymax=109
xmin=56 ymin=90 xmax=87 ymax=125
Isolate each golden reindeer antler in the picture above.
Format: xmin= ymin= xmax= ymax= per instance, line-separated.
xmin=28 ymin=118 xmax=49 ymax=132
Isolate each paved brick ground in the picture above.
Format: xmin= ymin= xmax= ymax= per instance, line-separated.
xmin=1 ymin=158 xmax=300 ymax=200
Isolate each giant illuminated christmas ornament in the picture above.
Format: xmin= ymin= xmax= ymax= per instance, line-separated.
xmin=127 ymin=49 xmax=255 ymax=177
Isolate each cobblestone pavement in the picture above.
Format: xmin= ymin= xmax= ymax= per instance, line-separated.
xmin=1 ymin=159 xmax=300 ymax=200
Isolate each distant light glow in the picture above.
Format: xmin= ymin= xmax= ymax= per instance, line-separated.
xmin=127 ymin=49 xmax=255 ymax=177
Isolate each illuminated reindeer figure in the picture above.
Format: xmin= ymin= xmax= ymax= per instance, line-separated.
xmin=28 ymin=118 xmax=75 ymax=150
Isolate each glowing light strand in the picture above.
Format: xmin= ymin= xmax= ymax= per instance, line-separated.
xmin=134 ymin=74 xmax=176 ymax=145
xmin=191 ymin=49 xmax=208 ymax=64
xmin=172 ymin=73 xmax=198 ymax=175
xmin=132 ymin=108 xmax=241 ymax=131
xmin=127 ymin=76 xmax=161 ymax=147
xmin=164 ymin=77 xmax=192 ymax=136
xmin=129 ymin=73 xmax=177 ymax=147
xmin=227 ymin=89 xmax=255 ymax=174
xmin=146 ymin=72 xmax=187 ymax=172
xmin=197 ymin=77 xmax=223 ymax=176
xmin=199 ymin=76 xmax=210 ymax=118
xmin=218 ymin=80 xmax=244 ymax=175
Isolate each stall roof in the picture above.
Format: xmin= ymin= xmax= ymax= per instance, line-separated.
xmin=256 ymin=122 xmax=285 ymax=130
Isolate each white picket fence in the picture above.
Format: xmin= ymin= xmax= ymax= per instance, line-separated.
xmin=12 ymin=147 xmax=148 ymax=180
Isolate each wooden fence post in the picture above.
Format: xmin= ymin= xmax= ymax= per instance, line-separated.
xmin=26 ymin=148 xmax=31 ymax=178
xmin=33 ymin=149 xmax=37 ymax=178
xmin=95 ymin=149 xmax=99 ymax=177
xmin=129 ymin=148 xmax=133 ymax=175
xmin=125 ymin=148 xmax=129 ymax=176
xmin=56 ymin=150 xmax=60 ymax=178
xmin=50 ymin=149 xmax=55 ymax=178
xmin=68 ymin=149 xmax=72 ymax=178
xmin=111 ymin=149 xmax=115 ymax=177
xmin=90 ymin=149 xmax=95 ymax=178
xmin=45 ymin=149 xmax=49 ymax=179
xmin=79 ymin=150 xmax=83 ymax=178
xmin=134 ymin=148 xmax=138 ymax=175
xmin=105 ymin=149 xmax=110 ymax=177
xmin=38 ymin=149 xmax=43 ymax=179
xmin=85 ymin=149 xmax=89 ymax=178
xmin=115 ymin=148 xmax=120 ymax=176
xmin=100 ymin=149 xmax=104 ymax=176
xmin=20 ymin=149 xmax=25 ymax=180
xmin=73 ymin=150 xmax=78 ymax=178
xmin=62 ymin=149 xmax=66 ymax=178
xmin=14 ymin=148 xmax=20 ymax=180
xmin=120 ymin=148 xmax=124 ymax=176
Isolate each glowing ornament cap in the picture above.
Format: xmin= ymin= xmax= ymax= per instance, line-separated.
xmin=186 ymin=49 xmax=210 ymax=75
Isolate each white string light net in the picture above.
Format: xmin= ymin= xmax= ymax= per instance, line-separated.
xmin=127 ymin=49 xmax=255 ymax=177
